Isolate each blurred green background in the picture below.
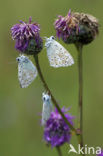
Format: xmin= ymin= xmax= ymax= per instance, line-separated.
xmin=0 ymin=0 xmax=103 ymax=155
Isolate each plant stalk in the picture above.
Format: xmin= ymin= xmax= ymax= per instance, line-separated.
xmin=34 ymin=54 xmax=85 ymax=156
xmin=56 ymin=146 xmax=62 ymax=156
xmin=75 ymin=43 xmax=84 ymax=148
xmin=34 ymin=55 xmax=76 ymax=133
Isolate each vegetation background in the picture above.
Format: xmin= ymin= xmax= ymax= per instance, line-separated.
xmin=0 ymin=0 xmax=103 ymax=155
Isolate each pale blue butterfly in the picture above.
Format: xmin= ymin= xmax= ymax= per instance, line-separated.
xmin=16 ymin=55 xmax=37 ymax=88
xmin=45 ymin=36 xmax=74 ymax=68
xmin=42 ymin=92 xmax=53 ymax=126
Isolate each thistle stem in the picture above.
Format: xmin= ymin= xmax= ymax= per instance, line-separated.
xmin=34 ymin=55 xmax=76 ymax=133
xmin=56 ymin=146 xmax=62 ymax=156
xmin=75 ymin=43 xmax=84 ymax=148
xmin=34 ymin=54 xmax=85 ymax=156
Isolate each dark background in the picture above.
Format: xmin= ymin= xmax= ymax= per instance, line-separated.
xmin=0 ymin=0 xmax=103 ymax=155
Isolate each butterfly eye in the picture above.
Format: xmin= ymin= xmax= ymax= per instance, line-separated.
xmin=43 ymin=96 xmax=45 ymax=100
xmin=51 ymin=36 xmax=55 ymax=40
xmin=16 ymin=58 xmax=20 ymax=62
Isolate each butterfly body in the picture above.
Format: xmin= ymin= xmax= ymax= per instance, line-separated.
xmin=45 ymin=36 xmax=74 ymax=68
xmin=16 ymin=55 xmax=37 ymax=88
xmin=42 ymin=93 xmax=53 ymax=126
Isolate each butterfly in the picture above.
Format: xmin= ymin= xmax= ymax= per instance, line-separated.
xmin=42 ymin=92 xmax=53 ymax=126
xmin=16 ymin=55 xmax=37 ymax=88
xmin=45 ymin=36 xmax=74 ymax=68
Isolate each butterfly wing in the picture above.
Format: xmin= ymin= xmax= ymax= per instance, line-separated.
xmin=42 ymin=101 xmax=53 ymax=125
xmin=18 ymin=60 xmax=37 ymax=88
xmin=47 ymin=40 xmax=74 ymax=67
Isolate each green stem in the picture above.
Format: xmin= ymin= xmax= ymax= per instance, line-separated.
xmin=56 ymin=147 xmax=62 ymax=156
xmin=75 ymin=43 xmax=84 ymax=149
xmin=34 ymin=55 xmax=76 ymax=133
xmin=34 ymin=54 xmax=85 ymax=156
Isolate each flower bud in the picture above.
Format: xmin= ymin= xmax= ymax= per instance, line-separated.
xmin=54 ymin=10 xmax=99 ymax=45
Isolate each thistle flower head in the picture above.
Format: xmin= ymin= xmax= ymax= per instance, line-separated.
xmin=54 ymin=10 xmax=99 ymax=45
xmin=11 ymin=17 xmax=43 ymax=55
xmin=44 ymin=107 xmax=74 ymax=147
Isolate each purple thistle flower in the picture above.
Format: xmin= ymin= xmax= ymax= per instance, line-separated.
xmin=44 ymin=107 xmax=74 ymax=147
xmin=11 ymin=17 xmax=43 ymax=55
xmin=54 ymin=10 xmax=99 ymax=45
xmin=54 ymin=10 xmax=79 ymax=44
